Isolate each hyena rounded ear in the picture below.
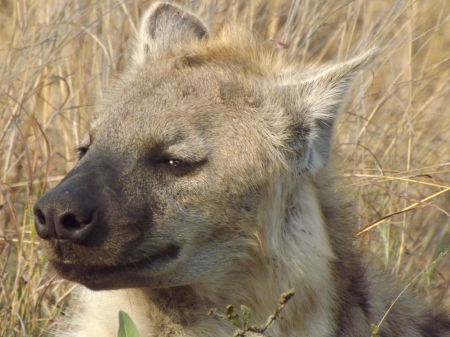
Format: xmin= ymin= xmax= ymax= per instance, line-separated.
xmin=133 ymin=2 xmax=209 ymax=67
xmin=282 ymin=48 xmax=379 ymax=173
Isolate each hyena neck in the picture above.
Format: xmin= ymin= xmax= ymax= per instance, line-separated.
xmin=251 ymin=172 xmax=343 ymax=335
xmin=261 ymin=168 xmax=370 ymax=336
xmin=140 ymin=172 xmax=347 ymax=336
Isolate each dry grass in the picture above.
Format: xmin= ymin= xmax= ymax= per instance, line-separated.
xmin=0 ymin=0 xmax=449 ymax=335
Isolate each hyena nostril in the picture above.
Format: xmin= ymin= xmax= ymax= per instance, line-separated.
xmin=61 ymin=213 xmax=89 ymax=230
xmin=35 ymin=209 xmax=46 ymax=225
xmin=34 ymin=205 xmax=55 ymax=240
xmin=56 ymin=210 xmax=97 ymax=244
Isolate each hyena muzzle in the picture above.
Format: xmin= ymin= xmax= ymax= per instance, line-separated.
xmin=33 ymin=2 xmax=450 ymax=336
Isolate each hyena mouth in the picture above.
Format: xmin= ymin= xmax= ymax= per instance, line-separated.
xmin=51 ymin=244 xmax=181 ymax=290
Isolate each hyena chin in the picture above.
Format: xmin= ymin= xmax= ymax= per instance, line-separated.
xmin=34 ymin=2 xmax=449 ymax=337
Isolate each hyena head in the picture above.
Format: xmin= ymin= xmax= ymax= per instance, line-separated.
xmin=34 ymin=2 xmax=376 ymax=291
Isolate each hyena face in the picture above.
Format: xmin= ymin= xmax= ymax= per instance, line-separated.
xmin=34 ymin=61 xmax=274 ymax=290
xmin=34 ymin=3 xmax=376 ymax=291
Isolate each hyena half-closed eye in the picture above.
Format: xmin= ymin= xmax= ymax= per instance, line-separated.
xmin=33 ymin=2 xmax=450 ymax=336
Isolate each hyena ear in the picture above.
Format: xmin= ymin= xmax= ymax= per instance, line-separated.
xmin=283 ymin=48 xmax=378 ymax=173
xmin=133 ymin=2 xmax=209 ymax=67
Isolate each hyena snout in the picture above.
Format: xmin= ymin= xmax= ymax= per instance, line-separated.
xmin=34 ymin=175 xmax=99 ymax=245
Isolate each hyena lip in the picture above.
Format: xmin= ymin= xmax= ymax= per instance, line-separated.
xmin=51 ymin=244 xmax=181 ymax=290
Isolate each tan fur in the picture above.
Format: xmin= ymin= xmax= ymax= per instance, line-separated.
xmin=33 ymin=2 xmax=449 ymax=336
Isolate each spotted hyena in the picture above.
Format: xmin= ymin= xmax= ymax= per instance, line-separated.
xmin=34 ymin=2 xmax=450 ymax=336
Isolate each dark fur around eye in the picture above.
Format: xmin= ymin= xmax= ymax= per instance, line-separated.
xmin=145 ymin=156 xmax=207 ymax=176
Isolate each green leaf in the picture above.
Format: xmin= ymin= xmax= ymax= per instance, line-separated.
xmin=370 ymin=324 xmax=379 ymax=337
xmin=233 ymin=328 xmax=245 ymax=337
xmin=226 ymin=305 xmax=236 ymax=317
xmin=225 ymin=305 xmax=242 ymax=327
xmin=230 ymin=317 xmax=243 ymax=328
xmin=241 ymin=305 xmax=252 ymax=330
xmin=118 ymin=310 xmax=140 ymax=337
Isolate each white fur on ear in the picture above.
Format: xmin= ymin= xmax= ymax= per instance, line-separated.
xmin=133 ymin=2 xmax=209 ymax=67
xmin=282 ymin=48 xmax=379 ymax=173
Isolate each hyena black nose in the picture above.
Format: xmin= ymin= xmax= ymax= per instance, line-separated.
xmin=34 ymin=185 xmax=97 ymax=244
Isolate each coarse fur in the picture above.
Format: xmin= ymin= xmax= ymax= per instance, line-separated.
xmin=33 ymin=2 xmax=450 ymax=336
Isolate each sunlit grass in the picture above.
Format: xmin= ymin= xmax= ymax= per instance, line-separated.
xmin=1 ymin=0 xmax=449 ymax=335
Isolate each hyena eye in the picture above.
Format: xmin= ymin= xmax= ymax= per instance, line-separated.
xmin=76 ymin=146 xmax=89 ymax=158
xmin=76 ymin=133 xmax=91 ymax=159
xmin=155 ymin=157 xmax=207 ymax=175
xmin=167 ymin=159 xmax=185 ymax=167
xmin=160 ymin=158 xmax=191 ymax=169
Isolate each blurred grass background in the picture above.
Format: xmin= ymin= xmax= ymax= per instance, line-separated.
xmin=0 ymin=0 xmax=449 ymax=335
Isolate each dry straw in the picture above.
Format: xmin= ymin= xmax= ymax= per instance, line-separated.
xmin=1 ymin=0 xmax=449 ymax=335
